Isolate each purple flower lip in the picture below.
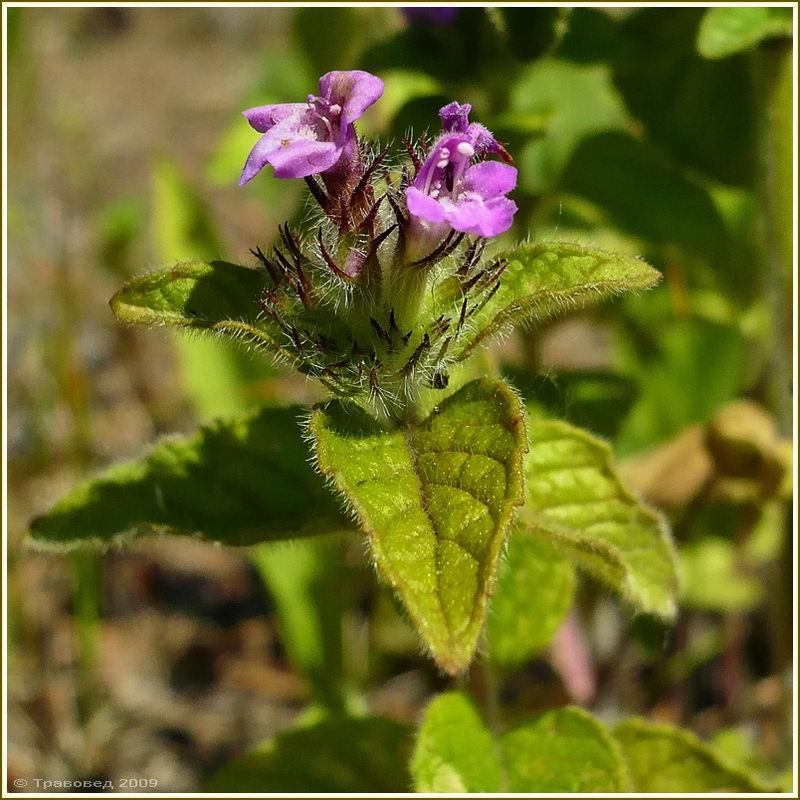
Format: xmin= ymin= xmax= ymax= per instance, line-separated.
xmin=239 ymin=70 xmax=384 ymax=185
xmin=439 ymin=101 xmax=513 ymax=163
xmin=405 ymin=105 xmax=517 ymax=238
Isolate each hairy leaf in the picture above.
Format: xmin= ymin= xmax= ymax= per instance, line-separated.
xmin=456 ymin=242 xmax=660 ymax=359
xmin=502 ymin=707 xmax=630 ymax=792
xmin=310 ymin=379 xmax=527 ymax=674
xmin=614 ymin=718 xmax=768 ymax=792
xmin=698 ymin=7 xmax=792 ymax=59
xmin=412 ymin=692 xmax=502 ymax=792
xmin=30 ymin=406 xmax=347 ymax=548
xmin=152 ymin=158 xmax=283 ymax=420
xmin=520 ymin=415 xmax=679 ymax=619
xmin=413 ymin=695 xmax=629 ymax=792
xmin=486 ymin=534 xmax=575 ymax=664
xmin=110 ymin=260 xmax=286 ymax=356
xmin=206 ymin=715 xmax=412 ymax=792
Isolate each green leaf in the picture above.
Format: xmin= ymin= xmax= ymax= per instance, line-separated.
xmin=412 ymin=695 xmax=629 ymax=792
xmin=362 ymin=8 xmax=510 ymax=87
xmin=612 ymin=9 xmax=755 ymax=186
xmin=504 ymin=365 xmax=637 ymax=441
xmin=151 ymin=157 xmax=283 ymax=421
xmin=698 ymin=7 xmax=792 ymax=59
xmin=251 ymin=536 xmax=349 ymax=709
xmin=110 ymin=260 xmax=286 ymax=357
xmin=561 ymin=132 xmax=731 ymax=267
xmin=359 ymin=68 xmax=443 ymax=137
xmin=497 ymin=7 xmax=568 ymax=62
xmin=509 ymin=58 xmax=628 ymax=193
xmin=152 ymin=156 xmax=222 ymax=262
xmin=520 ymin=414 xmax=679 ymax=619
xmin=310 ymin=378 xmax=527 ymax=674
xmin=679 ymin=537 xmax=763 ymax=612
xmin=206 ymin=715 xmax=412 ymax=792
xmin=412 ymin=692 xmax=503 ymax=792
xmin=29 ymin=405 xmax=347 ymax=549
xmin=501 ymin=707 xmax=630 ymax=792
xmin=486 ymin=534 xmax=575 ymax=664
xmin=455 ymin=242 xmax=661 ymax=360
xmin=613 ymin=718 xmax=768 ymax=792
xmin=615 ymin=315 xmax=748 ymax=455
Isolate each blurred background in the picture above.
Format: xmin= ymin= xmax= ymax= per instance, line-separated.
xmin=6 ymin=5 xmax=794 ymax=792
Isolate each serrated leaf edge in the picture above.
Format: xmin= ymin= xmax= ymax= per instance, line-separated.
xmin=613 ymin=717 xmax=772 ymax=792
xmin=520 ymin=419 xmax=680 ymax=620
xmin=309 ymin=379 xmax=528 ymax=674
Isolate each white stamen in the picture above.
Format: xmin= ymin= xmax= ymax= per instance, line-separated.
xmin=439 ymin=147 xmax=450 ymax=158
xmin=430 ymin=189 xmax=440 ymax=198
xmin=433 ymin=180 xmax=442 ymax=189
xmin=436 ymin=159 xmax=449 ymax=170
xmin=329 ymin=104 xmax=341 ymax=115
xmin=456 ymin=141 xmax=475 ymax=158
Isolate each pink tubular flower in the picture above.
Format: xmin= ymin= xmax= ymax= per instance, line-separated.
xmin=239 ymin=70 xmax=384 ymax=185
xmin=405 ymin=105 xmax=517 ymax=238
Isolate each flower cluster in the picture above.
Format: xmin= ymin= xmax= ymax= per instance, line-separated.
xmin=241 ymin=71 xmax=517 ymax=242
xmin=238 ymin=70 xmax=517 ymax=417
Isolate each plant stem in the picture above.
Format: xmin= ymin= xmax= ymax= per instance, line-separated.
xmin=752 ymin=39 xmax=793 ymax=745
xmin=753 ymin=39 xmax=793 ymax=437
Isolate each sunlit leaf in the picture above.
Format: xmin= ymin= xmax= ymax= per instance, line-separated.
xmin=152 ymin=156 xmax=284 ymax=420
xmin=310 ymin=379 xmax=527 ymax=673
xmin=486 ymin=534 xmax=575 ymax=664
xmin=413 ymin=695 xmax=629 ymax=792
xmin=613 ymin=718 xmax=768 ymax=792
xmin=520 ymin=414 xmax=679 ymax=619
xmin=698 ymin=7 xmax=792 ymax=59
xmin=502 ymin=707 xmax=630 ymax=792
xmin=509 ymin=58 xmax=628 ymax=193
xmin=206 ymin=715 xmax=412 ymax=792
xmin=454 ymin=242 xmax=661 ymax=360
xmin=30 ymin=405 xmax=347 ymax=548
xmin=412 ymin=692 xmax=502 ymax=792
xmin=110 ymin=260 xmax=287 ymax=358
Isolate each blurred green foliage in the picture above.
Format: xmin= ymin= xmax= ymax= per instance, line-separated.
xmin=8 ymin=5 xmax=793 ymax=793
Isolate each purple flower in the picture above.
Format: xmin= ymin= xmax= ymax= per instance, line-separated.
xmin=405 ymin=106 xmax=517 ymax=239
xmin=239 ymin=70 xmax=384 ymax=185
xmin=439 ymin=101 xmax=513 ymax=162
xmin=401 ymin=7 xmax=459 ymax=26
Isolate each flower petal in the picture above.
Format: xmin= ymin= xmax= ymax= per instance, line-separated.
xmin=406 ymin=186 xmax=446 ymax=224
xmin=243 ymin=103 xmax=308 ymax=133
xmin=462 ymin=161 xmax=518 ymax=200
xmin=412 ymin=132 xmax=473 ymax=191
xmin=441 ymin=195 xmax=517 ymax=237
xmin=439 ymin=101 xmax=472 ymax=133
xmin=268 ymin=139 xmax=341 ymax=179
xmin=239 ymin=134 xmax=281 ymax=186
xmin=318 ymin=70 xmax=384 ymax=129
